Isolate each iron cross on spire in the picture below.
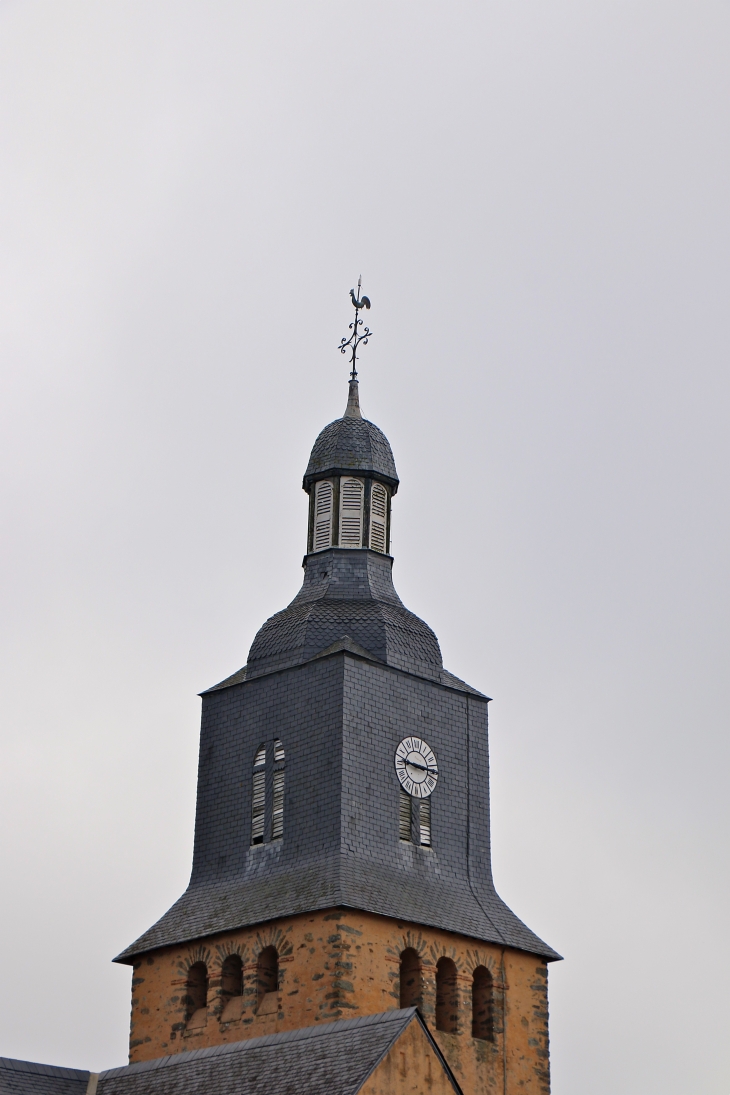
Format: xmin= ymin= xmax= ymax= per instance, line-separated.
xmin=338 ymin=276 xmax=372 ymax=380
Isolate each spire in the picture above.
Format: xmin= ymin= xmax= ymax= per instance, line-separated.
xmin=344 ymin=377 xmax=362 ymax=419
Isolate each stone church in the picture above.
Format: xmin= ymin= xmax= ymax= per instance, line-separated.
xmin=1 ymin=358 xmax=559 ymax=1095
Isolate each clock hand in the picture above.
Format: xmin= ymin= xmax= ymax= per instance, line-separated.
xmin=404 ymin=760 xmax=438 ymax=776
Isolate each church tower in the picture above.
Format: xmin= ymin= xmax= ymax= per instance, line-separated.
xmin=115 ymin=308 xmax=560 ymax=1095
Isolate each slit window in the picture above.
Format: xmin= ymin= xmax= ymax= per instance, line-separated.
xmin=313 ymin=480 xmax=334 ymax=551
xmin=370 ymin=483 xmax=388 ymax=553
xmin=339 ymin=477 xmax=364 ymax=547
xmin=272 ymin=739 xmax=285 ymax=839
xmin=251 ymin=745 xmax=266 ymax=845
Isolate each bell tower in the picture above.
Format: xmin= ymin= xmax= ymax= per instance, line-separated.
xmin=115 ymin=293 xmax=560 ymax=1095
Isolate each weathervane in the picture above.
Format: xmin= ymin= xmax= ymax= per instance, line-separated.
xmin=338 ymin=276 xmax=372 ymax=380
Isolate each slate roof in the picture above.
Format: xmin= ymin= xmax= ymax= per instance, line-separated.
xmin=231 ymin=548 xmax=446 ymax=684
xmin=116 ymin=384 xmax=559 ymax=966
xmin=303 ymin=382 xmax=399 ymax=490
xmin=0 ymin=1058 xmax=90 ymax=1095
xmin=95 ymin=1011 xmax=461 ymax=1095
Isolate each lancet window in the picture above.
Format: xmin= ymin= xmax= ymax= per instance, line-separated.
xmin=250 ymin=740 xmax=285 ymax=846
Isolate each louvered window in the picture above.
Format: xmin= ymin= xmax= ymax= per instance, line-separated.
xmin=272 ymin=739 xmax=285 ymax=839
xmin=313 ymin=480 xmax=334 ymax=552
xmin=399 ymin=787 xmax=412 ymax=842
xmin=339 ymin=477 xmax=364 ymax=547
xmin=419 ymin=796 xmax=432 ymax=847
xmin=369 ymin=482 xmax=388 ymax=553
xmin=251 ymin=745 xmax=266 ymax=845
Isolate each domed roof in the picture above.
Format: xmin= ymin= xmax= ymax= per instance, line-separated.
xmin=303 ymin=380 xmax=399 ymax=491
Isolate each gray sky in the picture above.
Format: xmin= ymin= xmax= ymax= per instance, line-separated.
xmin=0 ymin=2 xmax=728 ymax=1091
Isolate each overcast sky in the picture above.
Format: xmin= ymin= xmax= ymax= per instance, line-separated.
xmin=0 ymin=2 xmax=728 ymax=1092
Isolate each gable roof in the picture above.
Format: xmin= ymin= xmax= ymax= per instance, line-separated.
xmin=0 ymin=1058 xmax=90 ymax=1095
xmin=96 ymin=1010 xmax=461 ymax=1095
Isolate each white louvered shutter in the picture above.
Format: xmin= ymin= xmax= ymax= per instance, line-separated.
xmin=399 ymin=788 xmax=413 ymax=842
xmin=419 ymin=797 xmax=432 ymax=847
xmin=369 ymin=483 xmax=388 ymax=553
xmin=339 ymin=477 xmax=364 ymax=547
xmin=313 ymin=480 xmax=334 ymax=551
xmin=251 ymin=745 xmax=266 ymax=845
xmin=272 ymin=739 xmax=285 ymax=839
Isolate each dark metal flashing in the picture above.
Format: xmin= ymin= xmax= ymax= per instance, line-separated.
xmin=203 ymin=645 xmax=488 ymax=700
xmin=303 ymin=466 xmax=399 ymax=492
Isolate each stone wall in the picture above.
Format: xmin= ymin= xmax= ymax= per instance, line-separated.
xmin=128 ymin=907 xmax=550 ymax=1095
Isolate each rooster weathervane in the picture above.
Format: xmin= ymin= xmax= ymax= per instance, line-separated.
xmin=339 ymin=276 xmax=372 ymax=380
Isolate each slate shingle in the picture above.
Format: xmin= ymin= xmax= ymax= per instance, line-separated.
xmin=303 ymin=414 xmax=398 ymax=490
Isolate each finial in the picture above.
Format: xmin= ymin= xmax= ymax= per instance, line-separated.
xmin=338 ymin=276 xmax=372 ymax=382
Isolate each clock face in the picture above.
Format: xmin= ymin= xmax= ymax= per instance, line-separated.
xmin=395 ymin=737 xmax=439 ymax=798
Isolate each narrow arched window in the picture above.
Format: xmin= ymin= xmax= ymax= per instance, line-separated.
xmin=399 ymin=788 xmax=412 ymax=842
xmin=313 ymin=480 xmax=334 ymax=551
xmin=221 ymin=954 xmax=243 ymax=1003
xmin=436 ymin=957 xmax=458 ymax=1033
xmin=185 ymin=962 xmax=208 ymax=1027
xmin=399 ymin=949 xmax=422 ymax=1010
xmin=339 ymin=477 xmax=364 ymax=547
xmin=472 ymin=966 xmax=493 ymax=1040
xmin=257 ymin=946 xmax=278 ymax=1010
xmin=219 ymin=953 xmax=244 ymax=1024
xmin=369 ymin=482 xmax=388 ymax=553
xmin=251 ymin=744 xmax=266 ymax=845
xmin=272 ymin=739 xmax=285 ymax=839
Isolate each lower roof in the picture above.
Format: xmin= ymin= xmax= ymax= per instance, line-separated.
xmin=98 ymin=1010 xmax=460 ymax=1095
xmin=0 ymin=1058 xmax=90 ymax=1095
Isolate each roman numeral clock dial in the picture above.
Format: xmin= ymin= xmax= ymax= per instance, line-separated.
xmin=394 ymin=737 xmax=439 ymax=798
